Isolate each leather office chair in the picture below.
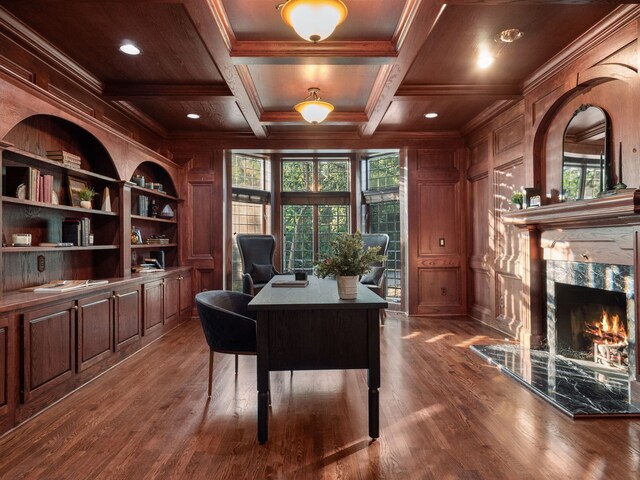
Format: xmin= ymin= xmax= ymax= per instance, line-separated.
xmin=195 ymin=290 xmax=257 ymax=397
xmin=361 ymin=233 xmax=390 ymax=323
xmin=236 ymin=234 xmax=282 ymax=295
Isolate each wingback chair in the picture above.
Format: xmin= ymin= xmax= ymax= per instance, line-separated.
xmin=360 ymin=233 xmax=390 ymax=323
xmin=195 ymin=290 xmax=257 ymax=397
xmin=236 ymin=234 xmax=282 ymax=295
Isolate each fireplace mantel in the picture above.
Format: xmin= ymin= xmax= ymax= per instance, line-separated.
xmin=502 ymin=189 xmax=640 ymax=229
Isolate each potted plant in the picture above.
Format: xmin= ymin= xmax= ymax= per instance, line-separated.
xmin=315 ymin=231 xmax=386 ymax=299
xmin=78 ymin=186 xmax=96 ymax=209
xmin=511 ymin=191 xmax=524 ymax=209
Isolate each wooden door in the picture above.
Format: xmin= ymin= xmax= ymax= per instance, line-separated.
xmin=77 ymin=292 xmax=113 ymax=372
xmin=0 ymin=314 xmax=13 ymax=433
xmin=114 ymin=286 xmax=141 ymax=350
xmin=22 ymin=301 xmax=76 ymax=402
xmin=164 ymin=275 xmax=180 ymax=325
xmin=143 ymin=280 xmax=164 ymax=336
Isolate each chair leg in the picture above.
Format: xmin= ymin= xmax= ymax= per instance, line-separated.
xmin=235 ymin=354 xmax=239 ymax=375
xmin=208 ymin=350 xmax=214 ymax=398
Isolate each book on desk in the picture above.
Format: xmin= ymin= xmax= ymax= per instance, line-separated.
xmin=271 ymin=279 xmax=309 ymax=288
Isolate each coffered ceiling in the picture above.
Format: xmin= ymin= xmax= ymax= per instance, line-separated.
xmin=0 ymin=0 xmax=619 ymax=141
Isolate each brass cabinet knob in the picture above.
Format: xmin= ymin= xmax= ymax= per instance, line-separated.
xmin=73 ymin=305 xmax=79 ymax=311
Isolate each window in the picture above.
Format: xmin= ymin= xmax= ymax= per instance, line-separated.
xmin=281 ymin=157 xmax=350 ymax=272
xmin=363 ymin=153 xmax=401 ymax=301
xmin=231 ymin=154 xmax=270 ymax=291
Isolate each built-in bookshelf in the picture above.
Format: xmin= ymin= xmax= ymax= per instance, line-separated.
xmin=129 ymin=161 xmax=180 ymax=269
xmin=0 ymin=115 xmax=122 ymax=294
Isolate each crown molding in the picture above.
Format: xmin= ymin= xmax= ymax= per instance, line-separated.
xmin=394 ymin=83 xmax=522 ymax=100
xmin=102 ymin=83 xmax=234 ymax=101
xmin=461 ymin=99 xmax=521 ymax=136
xmin=0 ymin=7 xmax=102 ymax=94
xmin=523 ymin=4 xmax=640 ymax=95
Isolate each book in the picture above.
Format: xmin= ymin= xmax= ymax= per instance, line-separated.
xmin=271 ymin=279 xmax=309 ymax=288
xmin=62 ymin=218 xmax=81 ymax=245
xmin=39 ymin=242 xmax=74 ymax=247
xmin=32 ymin=279 xmax=109 ymax=292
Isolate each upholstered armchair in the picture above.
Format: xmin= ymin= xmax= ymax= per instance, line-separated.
xmin=195 ymin=290 xmax=257 ymax=397
xmin=236 ymin=234 xmax=282 ymax=295
xmin=360 ymin=233 xmax=390 ymax=298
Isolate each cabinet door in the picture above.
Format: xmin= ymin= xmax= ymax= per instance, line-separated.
xmin=115 ymin=286 xmax=141 ymax=350
xmin=179 ymin=273 xmax=193 ymax=318
xmin=164 ymin=275 xmax=180 ymax=325
xmin=77 ymin=292 xmax=113 ymax=372
xmin=22 ymin=301 xmax=76 ymax=402
xmin=143 ymin=280 xmax=164 ymax=335
xmin=0 ymin=315 xmax=10 ymax=424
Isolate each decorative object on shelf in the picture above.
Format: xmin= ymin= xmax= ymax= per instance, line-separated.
xmin=67 ymin=176 xmax=88 ymax=207
xmin=132 ymin=174 xmax=145 ymax=187
xmin=78 ymin=186 xmax=96 ymax=209
xmin=138 ymin=195 xmax=149 ymax=216
xmin=278 ymin=0 xmax=348 ymax=43
xmin=11 ymin=233 xmax=31 ymax=246
xmin=131 ymin=226 xmax=142 ymax=245
xmin=145 ymin=234 xmax=169 ymax=245
xmin=16 ymin=183 xmax=26 ymax=199
xmin=101 ymin=186 xmax=111 ymax=212
xmin=148 ymin=199 xmax=159 ymax=218
xmin=46 ymin=150 xmax=81 ymax=168
xmin=523 ymin=188 xmax=540 ymax=208
xmin=159 ymin=204 xmax=174 ymax=219
xmin=294 ymin=87 xmax=334 ymax=124
xmin=511 ymin=191 xmax=523 ymax=209
xmin=614 ymin=142 xmax=627 ymax=191
xmin=315 ymin=231 xmax=387 ymax=300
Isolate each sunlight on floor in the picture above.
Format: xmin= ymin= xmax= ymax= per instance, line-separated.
xmin=424 ymin=333 xmax=454 ymax=343
xmin=455 ymin=335 xmax=489 ymax=348
xmin=401 ymin=332 xmax=422 ymax=340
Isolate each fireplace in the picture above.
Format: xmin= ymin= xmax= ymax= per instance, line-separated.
xmin=546 ymin=260 xmax=636 ymax=379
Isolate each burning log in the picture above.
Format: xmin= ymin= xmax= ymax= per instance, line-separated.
xmin=585 ymin=308 xmax=629 ymax=370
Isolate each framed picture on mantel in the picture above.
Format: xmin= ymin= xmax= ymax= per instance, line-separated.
xmin=524 ymin=187 xmax=541 ymax=208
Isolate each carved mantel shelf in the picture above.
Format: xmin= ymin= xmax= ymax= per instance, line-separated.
xmin=501 ymin=189 xmax=640 ymax=229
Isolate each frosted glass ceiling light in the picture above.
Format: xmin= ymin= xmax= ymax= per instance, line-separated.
xmin=294 ymin=87 xmax=334 ymax=124
xmin=279 ymin=0 xmax=348 ymax=43
xmin=119 ymin=42 xmax=141 ymax=55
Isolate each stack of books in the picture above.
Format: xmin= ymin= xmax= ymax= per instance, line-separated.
xmin=137 ymin=195 xmax=149 ymax=216
xmin=5 ymin=166 xmax=54 ymax=203
xmin=46 ymin=150 xmax=82 ymax=169
xmin=62 ymin=217 xmax=91 ymax=246
xmin=145 ymin=236 xmax=169 ymax=245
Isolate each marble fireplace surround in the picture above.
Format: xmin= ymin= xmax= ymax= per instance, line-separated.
xmin=481 ymin=190 xmax=640 ymax=416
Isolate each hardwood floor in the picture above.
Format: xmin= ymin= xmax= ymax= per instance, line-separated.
xmin=1 ymin=313 xmax=639 ymax=479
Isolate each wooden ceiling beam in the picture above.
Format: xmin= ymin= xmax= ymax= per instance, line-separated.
xmin=230 ymin=41 xmax=397 ymax=65
xmin=184 ymin=0 xmax=267 ymax=138
xmin=103 ymin=83 xmax=234 ymax=101
xmin=360 ymin=0 xmax=446 ymax=137
xmin=260 ymin=112 xmax=368 ymax=125
xmin=394 ymin=84 xmax=522 ymax=100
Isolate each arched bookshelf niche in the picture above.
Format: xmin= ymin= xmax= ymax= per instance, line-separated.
xmin=1 ymin=114 xmax=122 ymax=294
xmin=128 ymin=161 xmax=180 ymax=270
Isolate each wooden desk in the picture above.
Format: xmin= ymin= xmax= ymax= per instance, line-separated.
xmin=248 ymin=276 xmax=387 ymax=444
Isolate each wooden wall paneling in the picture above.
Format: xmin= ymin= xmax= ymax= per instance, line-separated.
xmin=407 ymin=145 xmax=466 ymax=316
xmin=114 ymin=285 xmax=141 ymax=351
xmin=468 ymin=172 xmax=491 ymax=324
xmin=0 ymin=315 xmax=10 ymax=430
xmin=21 ymin=300 xmax=76 ymax=402
xmin=224 ymin=151 xmax=233 ymax=290
xmin=178 ymin=273 xmax=193 ymax=318
xmin=77 ymin=291 xmax=113 ymax=372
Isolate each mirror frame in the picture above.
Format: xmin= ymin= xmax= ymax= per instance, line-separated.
xmin=561 ymin=104 xmax=611 ymax=201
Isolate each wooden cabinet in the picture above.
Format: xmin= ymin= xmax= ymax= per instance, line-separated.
xmin=22 ymin=301 xmax=76 ymax=402
xmin=143 ymin=279 xmax=164 ymax=335
xmin=164 ymin=274 xmax=180 ymax=325
xmin=114 ymin=285 xmax=141 ymax=351
xmin=77 ymin=292 xmax=113 ymax=372
xmin=0 ymin=314 xmax=14 ymax=433
xmin=179 ymin=273 xmax=193 ymax=318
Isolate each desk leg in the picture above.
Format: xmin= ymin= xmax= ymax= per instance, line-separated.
xmin=257 ymin=312 xmax=269 ymax=444
xmin=367 ymin=309 xmax=381 ymax=439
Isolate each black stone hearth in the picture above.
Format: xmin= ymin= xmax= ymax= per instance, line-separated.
xmin=471 ymin=344 xmax=640 ymax=417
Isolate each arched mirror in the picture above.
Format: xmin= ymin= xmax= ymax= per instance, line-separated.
xmin=562 ymin=104 xmax=610 ymax=201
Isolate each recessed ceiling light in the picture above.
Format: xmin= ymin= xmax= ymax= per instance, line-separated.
xmin=424 ymin=112 xmax=438 ymax=119
xmin=119 ymin=43 xmax=141 ymax=55
xmin=477 ymin=50 xmax=495 ymax=69
xmin=187 ymin=113 xmax=200 ymax=119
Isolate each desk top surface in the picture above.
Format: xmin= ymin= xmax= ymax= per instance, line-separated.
xmin=248 ymin=275 xmax=388 ymax=311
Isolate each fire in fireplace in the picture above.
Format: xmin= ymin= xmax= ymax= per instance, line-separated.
xmin=555 ymin=283 xmax=628 ymax=371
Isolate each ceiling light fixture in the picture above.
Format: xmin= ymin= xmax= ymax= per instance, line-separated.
xmin=119 ymin=42 xmax=141 ymax=55
xmin=294 ymin=87 xmax=334 ymax=124
xmin=424 ymin=112 xmax=438 ymax=119
xmin=278 ymin=0 xmax=348 ymax=43
xmin=187 ymin=113 xmax=200 ymax=119
xmin=476 ymin=28 xmax=523 ymax=69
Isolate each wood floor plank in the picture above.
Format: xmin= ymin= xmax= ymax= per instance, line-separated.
xmin=0 ymin=313 xmax=639 ymax=479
